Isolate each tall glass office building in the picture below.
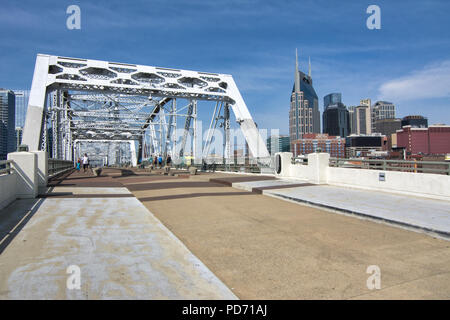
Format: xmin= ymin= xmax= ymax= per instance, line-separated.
xmin=266 ymin=135 xmax=290 ymax=155
xmin=323 ymin=93 xmax=342 ymax=109
xmin=322 ymin=93 xmax=350 ymax=138
xmin=13 ymin=90 xmax=30 ymax=128
xmin=289 ymin=51 xmax=320 ymax=141
xmin=0 ymin=89 xmax=16 ymax=160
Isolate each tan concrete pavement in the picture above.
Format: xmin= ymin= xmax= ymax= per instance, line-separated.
xmin=0 ymin=174 xmax=238 ymax=299
xmin=126 ymin=172 xmax=450 ymax=299
xmin=2 ymin=169 xmax=449 ymax=299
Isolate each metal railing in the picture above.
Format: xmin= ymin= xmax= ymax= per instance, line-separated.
xmin=48 ymin=159 xmax=74 ymax=177
xmin=172 ymin=163 xmax=263 ymax=173
xmin=0 ymin=160 xmax=13 ymax=175
xmin=329 ymin=158 xmax=450 ymax=175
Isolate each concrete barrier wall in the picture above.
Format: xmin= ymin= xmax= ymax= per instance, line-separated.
xmin=0 ymin=172 xmax=17 ymax=210
xmin=327 ymin=166 xmax=450 ymax=201
xmin=0 ymin=151 xmax=47 ymax=210
xmin=275 ymin=152 xmax=450 ymax=201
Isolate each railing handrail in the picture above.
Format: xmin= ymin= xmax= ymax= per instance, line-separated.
xmin=329 ymin=157 xmax=450 ymax=166
xmin=327 ymin=157 xmax=450 ymax=175
xmin=48 ymin=158 xmax=74 ymax=177
xmin=48 ymin=158 xmax=73 ymax=163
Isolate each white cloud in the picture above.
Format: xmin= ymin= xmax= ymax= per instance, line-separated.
xmin=378 ymin=60 xmax=450 ymax=101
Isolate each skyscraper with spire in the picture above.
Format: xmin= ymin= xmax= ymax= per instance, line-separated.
xmin=289 ymin=49 xmax=320 ymax=142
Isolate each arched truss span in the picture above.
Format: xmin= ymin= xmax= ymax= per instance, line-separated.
xmin=22 ymin=54 xmax=269 ymax=164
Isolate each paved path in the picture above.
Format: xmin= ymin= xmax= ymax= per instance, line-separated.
xmin=229 ymin=179 xmax=450 ymax=238
xmin=125 ymin=172 xmax=450 ymax=299
xmin=2 ymin=169 xmax=450 ymax=299
xmin=0 ymin=170 xmax=237 ymax=299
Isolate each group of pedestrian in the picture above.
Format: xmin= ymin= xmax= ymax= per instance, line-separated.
xmin=76 ymin=153 xmax=90 ymax=173
xmin=149 ymin=154 xmax=171 ymax=168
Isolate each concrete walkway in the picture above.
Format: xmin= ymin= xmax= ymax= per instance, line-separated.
xmin=229 ymin=179 xmax=450 ymax=238
xmin=0 ymin=171 xmax=237 ymax=299
xmin=2 ymin=169 xmax=450 ymax=299
xmin=123 ymin=172 xmax=450 ymax=299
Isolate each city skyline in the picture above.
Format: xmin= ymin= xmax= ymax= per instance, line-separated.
xmin=0 ymin=0 xmax=449 ymax=134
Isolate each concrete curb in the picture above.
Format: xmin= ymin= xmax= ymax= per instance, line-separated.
xmin=265 ymin=191 xmax=450 ymax=241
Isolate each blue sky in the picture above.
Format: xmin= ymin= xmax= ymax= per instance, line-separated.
xmin=1 ymin=0 xmax=450 ymax=134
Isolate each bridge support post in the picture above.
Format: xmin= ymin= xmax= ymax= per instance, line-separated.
xmin=307 ymin=152 xmax=330 ymax=184
xmin=274 ymin=152 xmax=293 ymax=177
xmin=7 ymin=152 xmax=38 ymax=199
xmin=275 ymin=152 xmax=329 ymax=184
xmin=31 ymin=150 xmax=48 ymax=194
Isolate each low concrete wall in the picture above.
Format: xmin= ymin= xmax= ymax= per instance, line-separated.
xmin=275 ymin=152 xmax=450 ymax=201
xmin=327 ymin=166 xmax=450 ymax=201
xmin=0 ymin=152 xmax=51 ymax=210
xmin=0 ymin=172 xmax=17 ymax=210
xmin=276 ymin=152 xmax=330 ymax=184
xmin=8 ymin=152 xmax=38 ymax=199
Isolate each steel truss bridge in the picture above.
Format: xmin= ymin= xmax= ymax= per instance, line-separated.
xmin=22 ymin=54 xmax=269 ymax=166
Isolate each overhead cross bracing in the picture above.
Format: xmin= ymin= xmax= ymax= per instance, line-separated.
xmin=22 ymin=54 xmax=270 ymax=166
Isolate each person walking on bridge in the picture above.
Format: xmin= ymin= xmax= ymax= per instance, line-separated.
xmin=82 ymin=153 xmax=89 ymax=173
xmin=158 ymin=154 xmax=163 ymax=168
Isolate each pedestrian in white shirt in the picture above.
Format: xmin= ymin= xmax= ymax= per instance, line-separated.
xmin=82 ymin=154 xmax=89 ymax=173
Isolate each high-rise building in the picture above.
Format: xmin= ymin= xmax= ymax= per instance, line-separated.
xmin=348 ymin=106 xmax=356 ymax=134
xmin=13 ymin=90 xmax=30 ymax=128
xmin=15 ymin=127 xmax=23 ymax=150
xmin=371 ymin=101 xmax=395 ymax=131
xmin=349 ymin=105 xmax=372 ymax=135
xmin=360 ymin=99 xmax=371 ymax=108
xmin=401 ymin=115 xmax=428 ymax=128
xmin=266 ymin=135 xmax=290 ymax=155
xmin=322 ymin=93 xmax=350 ymax=138
xmin=0 ymin=89 xmax=16 ymax=160
xmin=324 ymin=93 xmax=342 ymax=109
xmin=289 ymin=50 xmax=320 ymax=141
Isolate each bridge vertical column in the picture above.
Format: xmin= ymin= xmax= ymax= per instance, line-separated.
xmin=192 ymin=100 xmax=199 ymax=164
xmin=40 ymin=113 xmax=48 ymax=155
xmin=63 ymin=92 xmax=73 ymax=161
xmin=224 ymin=104 xmax=231 ymax=168
xmin=159 ymin=113 xmax=163 ymax=156
xmin=172 ymin=99 xmax=177 ymax=161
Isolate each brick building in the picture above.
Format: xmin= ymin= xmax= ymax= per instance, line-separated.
xmin=291 ymin=133 xmax=345 ymax=158
xmin=396 ymin=125 xmax=450 ymax=156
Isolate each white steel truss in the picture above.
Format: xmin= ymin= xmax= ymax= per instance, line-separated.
xmin=22 ymin=54 xmax=269 ymax=164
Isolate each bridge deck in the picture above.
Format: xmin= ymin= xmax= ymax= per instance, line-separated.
xmin=1 ymin=168 xmax=450 ymax=299
xmin=0 ymin=169 xmax=237 ymax=299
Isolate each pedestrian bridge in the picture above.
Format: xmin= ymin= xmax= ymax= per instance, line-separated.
xmin=1 ymin=150 xmax=450 ymax=299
